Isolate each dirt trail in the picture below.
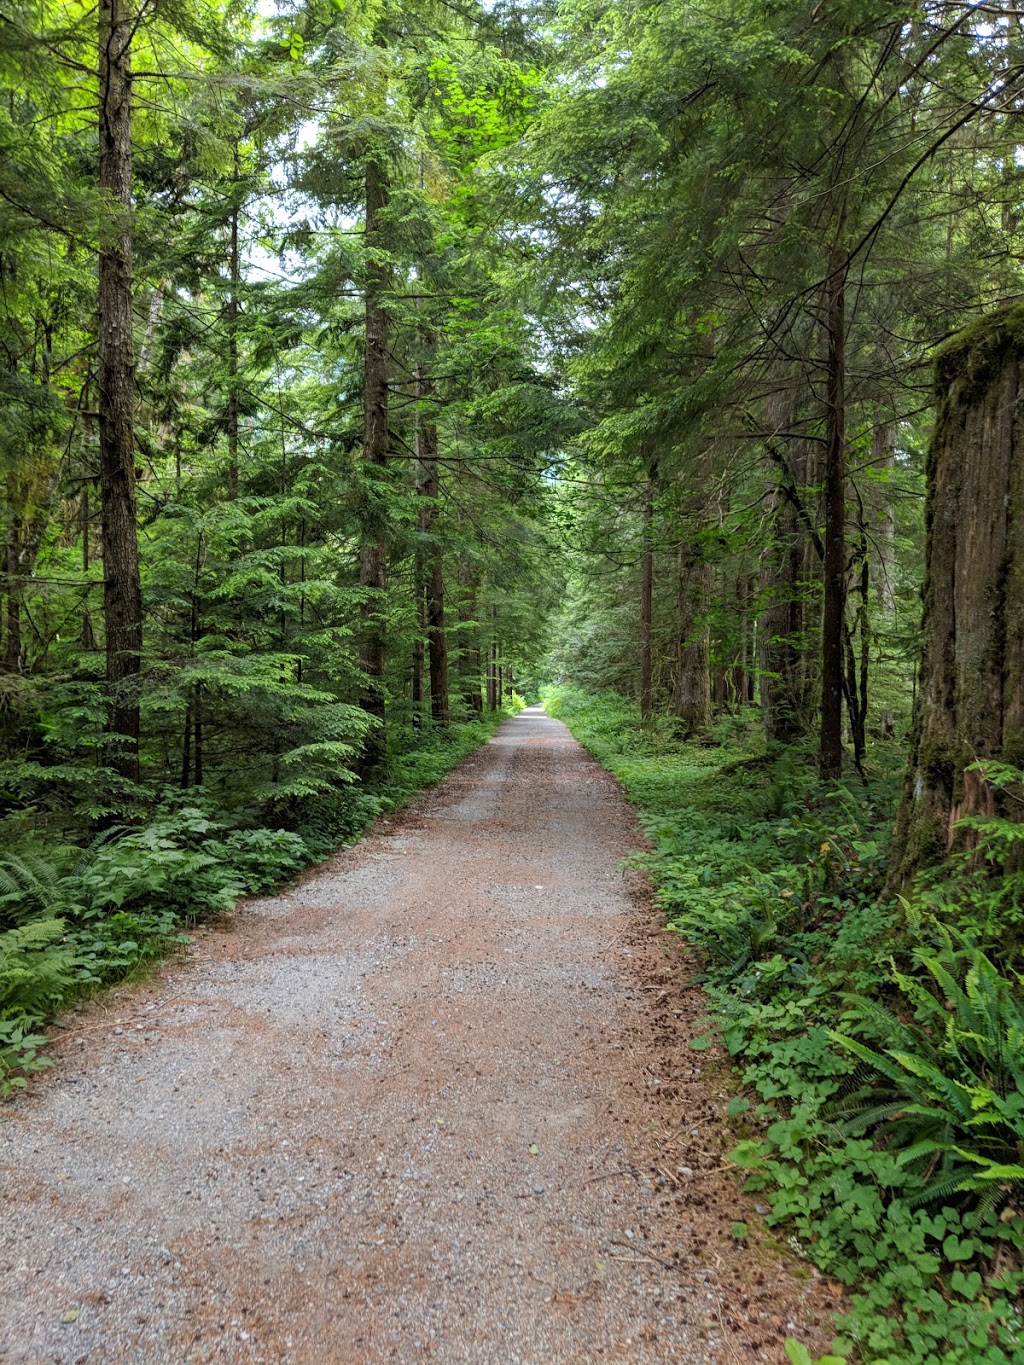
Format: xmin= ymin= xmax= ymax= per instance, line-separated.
xmin=1 ymin=707 xmax=837 ymax=1363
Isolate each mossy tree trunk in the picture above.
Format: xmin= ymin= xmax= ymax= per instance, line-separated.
xmin=892 ymin=306 xmax=1024 ymax=880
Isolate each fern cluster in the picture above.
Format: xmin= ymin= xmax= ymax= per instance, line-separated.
xmin=0 ymin=708 xmax=512 ymax=1098
xmin=833 ymin=939 xmax=1024 ymax=1207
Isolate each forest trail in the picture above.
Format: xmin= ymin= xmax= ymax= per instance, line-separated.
xmin=1 ymin=707 xmax=836 ymax=1364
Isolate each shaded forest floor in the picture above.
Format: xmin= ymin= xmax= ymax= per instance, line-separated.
xmin=1 ymin=707 xmax=837 ymax=1363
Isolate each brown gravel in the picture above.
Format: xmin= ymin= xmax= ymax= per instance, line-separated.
xmin=1 ymin=706 xmax=841 ymax=1363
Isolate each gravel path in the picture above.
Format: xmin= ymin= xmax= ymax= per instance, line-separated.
xmin=1 ymin=707 xmax=838 ymax=1363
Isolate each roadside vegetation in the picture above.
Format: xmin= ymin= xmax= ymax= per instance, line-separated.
xmin=545 ymin=687 xmax=1024 ymax=1364
xmin=0 ymin=706 xmax=518 ymax=1096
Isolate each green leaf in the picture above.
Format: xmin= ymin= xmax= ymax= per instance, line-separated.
xmin=942 ymin=1234 xmax=977 ymax=1262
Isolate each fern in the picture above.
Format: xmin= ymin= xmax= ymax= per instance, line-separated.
xmin=0 ymin=919 xmax=78 ymax=1018
xmin=831 ymin=940 xmax=1024 ymax=1207
xmin=0 ymin=852 xmax=68 ymax=928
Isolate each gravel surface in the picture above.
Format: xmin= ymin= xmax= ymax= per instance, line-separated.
xmin=1 ymin=706 xmax=840 ymax=1363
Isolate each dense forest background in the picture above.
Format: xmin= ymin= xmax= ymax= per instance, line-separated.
xmin=6 ymin=1 xmax=1024 ymax=1360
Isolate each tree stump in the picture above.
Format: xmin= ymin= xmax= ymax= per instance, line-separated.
xmin=892 ymin=305 xmax=1024 ymax=881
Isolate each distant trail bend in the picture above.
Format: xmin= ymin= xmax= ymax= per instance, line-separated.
xmin=1 ymin=705 xmax=835 ymax=1363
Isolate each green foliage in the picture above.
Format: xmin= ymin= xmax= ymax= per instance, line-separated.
xmin=546 ymin=686 xmax=1024 ymax=1365
xmin=914 ymin=761 xmax=1024 ymax=951
xmin=0 ymin=919 xmax=78 ymax=1098
xmin=0 ymin=919 xmax=78 ymax=1020
xmin=0 ymin=1020 xmax=54 ymax=1098
xmin=0 ymin=708 xmax=509 ymax=1096
xmin=786 ymin=1342 xmax=847 ymax=1365
xmin=831 ymin=939 xmax=1024 ymax=1205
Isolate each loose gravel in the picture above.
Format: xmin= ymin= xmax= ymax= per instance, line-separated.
xmin=1 ymin=706 xmax=840 ymax=1363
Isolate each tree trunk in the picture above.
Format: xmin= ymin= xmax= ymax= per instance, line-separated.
xmin=180 ymin=698 xmax=191 ymax=789
xmin=892 ymin=307 xmax=1024 ymax=880
xmin=411 ymin=580 xmax=425 ymax=727
xmin=671 ymin=543 xmax=712 ymax=734
xmin=872 ymin=423 xmax=897 ymax=615
xmin=357 ymin=152 xmax=390 ymax=779
xmin=457 ymin=570 xmax=483 ymax=715
xmin=415 ymin=352 xmax=448 ymax=727
xmin=426 ymin=536 xmax=448 ymax=725
xmin=819 ymin=246 xmax=847 ymax=780
xmin=98 ymin=0 xmax=142 ymax=781
xmin=761 ymin=418 xmax=812 ymax=743
xmin=639 ymin=479 xmax=654 ymax=719
xmin=81 ymin=475 xmax=96 ymax=649
xmin=5 ymin=476 xmax=22 ymax=674
xmin=227 ymin=144 xmax=241 ymax=500
xmin=487 ymin=628 xmax=498 ymax=712
xmin=733 ymin=573 xmax=754 ymax=704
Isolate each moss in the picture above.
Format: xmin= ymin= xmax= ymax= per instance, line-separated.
xmin=905 ymin=808 xmax=946 ymax=870
xmin=918 ymin=737 xmax=968 ymax=797
xmin=1000 ymin=726 xmax=1024 ymax=772
xmin=933 ymin=303 xmax=1024 ymax=403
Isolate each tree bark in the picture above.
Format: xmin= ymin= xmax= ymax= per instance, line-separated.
xmin=761 ymin=408 xmax=812 ymax=742
xmin=671 ymin=542 xmax=712 ymax=734
xmin=98 ymin=0 xmax=142 ymax=781
xmin=415 ymin=351 xmax=448 ymax=727
xmin=81 ymin=438 xmax=97 ymax=650
xmin=892 ymin=306 xmax=1024 ymax=879
xmin=872 ymin=423 xmax=897 ymax=615
xmin=819 ymin=246 xmax=848 ymax=780
xmin=639 ymin=479 xmax=654 ymax=720
xmin=357 ymin=151 xmax=390 ymax=779
xmin=487 ymin=630 xmax=498 ymax=712
xmin=733 ymin=573 xmax=754 ymax=705
xmin=227 ymin=144 xmax=241 ymax=500
xmin=457 ymin=570 xmax=483 ymax=715
xmin=411 ymin=580 xmax=425 ymax=727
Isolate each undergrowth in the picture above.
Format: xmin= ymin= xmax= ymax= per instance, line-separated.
xmin=0 ymin=706 xmax=516 ymax=1097
xmin=544 ymin=685 xmax=1024 ymax=1365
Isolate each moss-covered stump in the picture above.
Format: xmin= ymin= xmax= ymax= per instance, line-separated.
xmin=893 ymin=304 xmax=1024 ymax=881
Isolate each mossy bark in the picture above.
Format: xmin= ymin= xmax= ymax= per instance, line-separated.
xmin=892 ymin=304 xmax=1024 ymax=882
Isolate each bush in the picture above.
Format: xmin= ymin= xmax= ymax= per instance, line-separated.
xmin=0 ymin=708 xmax=511 ymax=1097
xmin=544 ymin=684 xmax=1024 ymax=1364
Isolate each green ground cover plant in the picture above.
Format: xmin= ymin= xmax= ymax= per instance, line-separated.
xmin=544 ymin=685 xmax=1024 ymax=1365
xmin=0 ymin=707 xmax=516 ymax=1097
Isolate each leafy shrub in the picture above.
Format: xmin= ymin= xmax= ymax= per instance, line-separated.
xmin=545 ymin=684 xmax=1024 ymax=1364
xmin=0 ymin=1019 xmax=54 ymax=1097
xmin=832 ymin=939 xmax=1024 ymax=1206
xmin=0 ymin=709 xmax=509 ymax=1096
xmin=0 ymin=918 xmax=78 ymax=1019
xmin=0 ymin=919 xmax=79 ymax=1098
